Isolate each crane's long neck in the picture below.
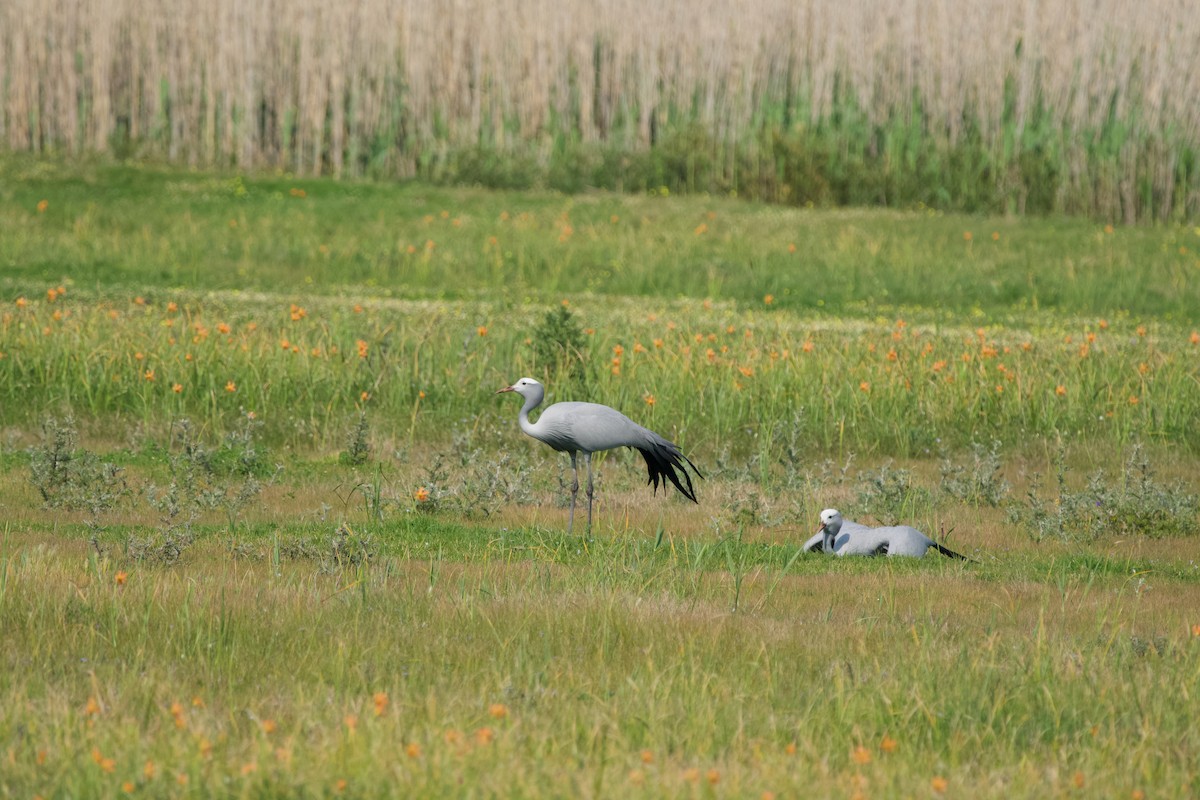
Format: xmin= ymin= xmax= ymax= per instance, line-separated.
xmin=822 ymin=520 xmax=841 ymax=553
xmin=517 ymin=386 xmax=545 ymax=439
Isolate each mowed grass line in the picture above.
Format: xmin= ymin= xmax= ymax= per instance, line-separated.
xmin=2 ymin=160 xmax=1199 ymax=316
xmin=2 ymin=529 xmax=1198 ymax=798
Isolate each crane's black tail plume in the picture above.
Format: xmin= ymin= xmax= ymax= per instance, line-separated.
xmin=932 ymin=542 xmax=972 ymax=561
xmin=636 ymin=437 xmax=703 ymax=504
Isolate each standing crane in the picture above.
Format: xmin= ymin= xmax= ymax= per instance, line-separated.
xmin=496 ymin=377 xmax=701 ymax=533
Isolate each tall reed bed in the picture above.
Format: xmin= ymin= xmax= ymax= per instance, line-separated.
xmin=2 ymin=0 xmax=1199 ymax=220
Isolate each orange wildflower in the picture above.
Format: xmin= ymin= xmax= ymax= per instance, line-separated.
xmin=477 ymin=326 xmax=488 ymax=337
xmin=373 ymin=692 xmax=389 ymax=716
xmin=931 ymin=776 xmax=948 ymax=793
xmin=405 ymin=743 xmax=421 ymax=758
xmin=859 ymin=382 xmax=870 ymax=393
xmin=144 ymin=369 xmax=155 ymax=382
xmin=764 ymin=294 xmax=774 ymax=305
xmin=963 ymin=231 xmax=973 ymax=241
xmin=694 ymin=223 xmax=708 ymax=235
xmin=640 ymin=749 xmax=654 ymax=764
xmin=356 ymin=340 xmax=369 ymax=358
xmin=415 ymin=487 xmax=430 ymax=503
xmin=474 ymin=727 xmax=494 ymax=745
xmin=644 ymin=395 xmax=655 ymax=406
xmin=37 ymin=199 xmax=49 ymax=213
xmin=488 ymin=703 xmax=509 ymax=719
xmin=1073 ymin=771 xmax=1086 ymax=788
xmin=802 ymin=340 xmax=814 ymax=353
xmin=115 ymin=571 xmax=128 ymax=585
xmin=852 ymin=746 xmax=871 ymax=764
xmin=1191 ymin=331 xmax=1200 ymax=345
xmin=15 ymin=297 xmax=28 ymax=308
xmin=225 ymin=381 xmax=237 ymax=393
xmin=1055 ymin=385 xmax=1066 ymax=396
xmin=880 ymin=735 xmax=897 ymax=753
xmin=172 ymin=383 xmax=183 ymax=394
xmin=1128 ymin=395 xmax=1140 ymax=405
xmin=85 ymin=697 xmax=101 ymax=716
xmin=706 ymin=769 xmax=721 ymax=784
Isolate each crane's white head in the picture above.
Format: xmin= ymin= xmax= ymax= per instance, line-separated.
xmin=817 ymin=508 xmax=843 ymax=533
xmin=496 ymin=377 xmax=543 ymax=398
xmin=817 ymin=508 xmax=843 ymax=554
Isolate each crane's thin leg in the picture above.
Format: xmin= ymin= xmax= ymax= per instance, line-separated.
xmin=568 ymin=452 xmax=579 ymax=534
xmin=584 ymin=452 xmax=595 ymax=534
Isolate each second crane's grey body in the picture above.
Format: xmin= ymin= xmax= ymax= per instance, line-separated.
xmin=807 ymin=508 xmax=970 ymax=560
xmin=497 ymin=377 xmax=701 ymax=533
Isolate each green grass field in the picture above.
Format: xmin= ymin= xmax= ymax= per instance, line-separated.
xmin=2 ymin=159 xmax=1199 ymax=798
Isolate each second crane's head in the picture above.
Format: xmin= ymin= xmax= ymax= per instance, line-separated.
xmin=496 ymin=377 xmax=544 ymax=402
xmin=817 ymin=508 xmax=843 ymax=552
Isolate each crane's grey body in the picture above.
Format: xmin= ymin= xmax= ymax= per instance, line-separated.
xmin=807 ymin=508 xmax=970 ymax=559
xmin=520 ymin=401 xmax=654 ymax=453
xmin=497 ymin=377 xmax=700 ymax=533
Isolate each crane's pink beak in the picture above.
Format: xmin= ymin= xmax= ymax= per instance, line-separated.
xmin=816 ymin=522 xmax=826 ymax=534
xmin=495 ymin=385 xmax=515 ymax=394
